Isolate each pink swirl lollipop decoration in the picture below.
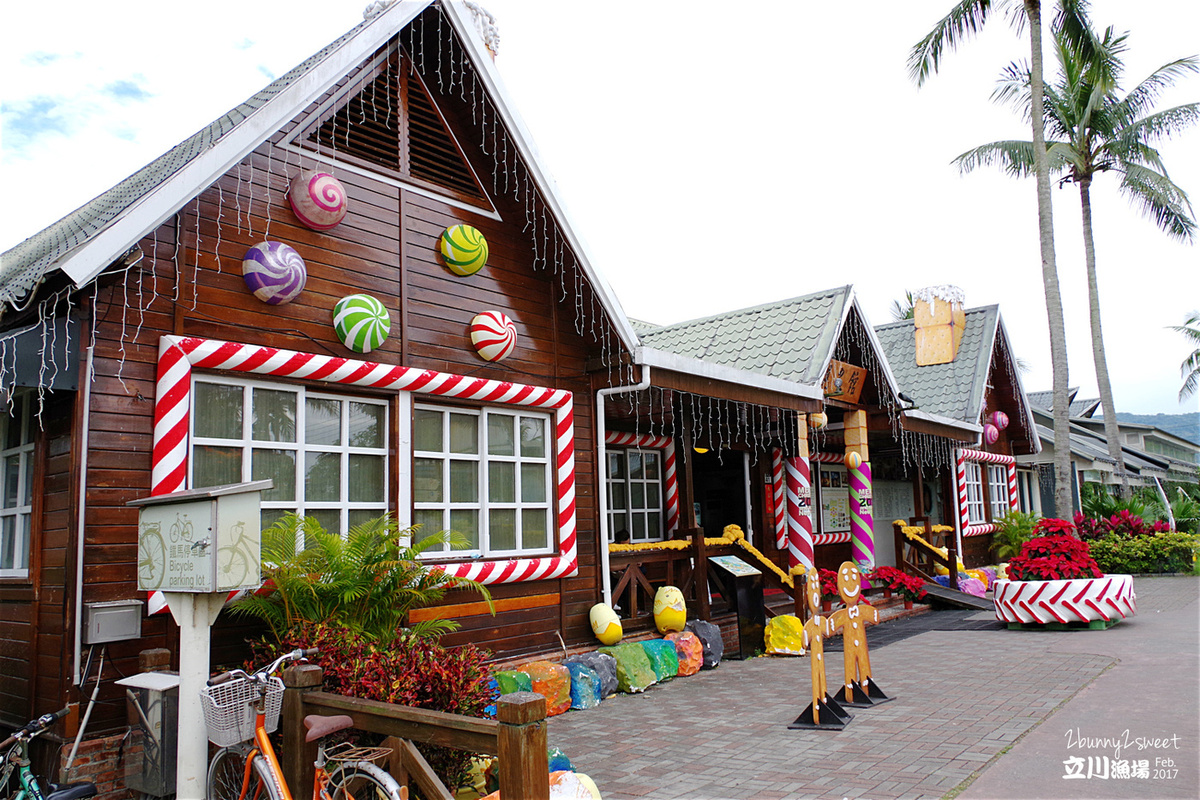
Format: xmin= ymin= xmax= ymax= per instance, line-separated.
xmin=288 ymin=171 xmax=348 ymax=231
xmin=242 ymin=241 xmax=307 ymax=305
xmin=983 ymin=423 xmax=1000 ymax=445
xmin=470 ymin=311 xmax=517 ymax=362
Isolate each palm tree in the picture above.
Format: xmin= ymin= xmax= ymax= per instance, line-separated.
xmin=955 ymin=25 xmax=1199 ymax=497
xmin=890 ymin=291 xmax=915 ymax=321
xmin=1171 ymin=311 xmax=1200 ymax=401
xmin=910 ymin=1 xmax=1094 ymax=519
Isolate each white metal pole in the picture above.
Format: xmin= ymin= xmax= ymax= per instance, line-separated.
xmin=168 ymin=592 xmax=223 ymax=800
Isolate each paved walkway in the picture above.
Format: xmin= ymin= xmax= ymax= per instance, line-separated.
xmin=548 ymin=576 xmax=1199 ymax=800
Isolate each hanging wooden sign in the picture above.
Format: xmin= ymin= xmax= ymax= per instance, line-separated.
xmin=822 ymin=360 xmax=867 ymax=404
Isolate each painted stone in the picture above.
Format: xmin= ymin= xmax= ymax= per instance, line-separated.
xmin=564 ymin=652 xmax=618 ymax=699
xmin=482 ymin=771 xmax=600 ymax=800
xmin=440 ymin=223 xmax=489 ymax=276
xmin=686 ymin=619 xmax=724 ymax=669
xmin=241 ymin=241 xmax=306 ymax=305
xmin=288 ymin=170 xmax=348 ymax=230
xmin=641 ymin=639 xmax=680 ymax=682
xmin=984 ymin=423 xmax=1000 ymax=445
xmin=764 ymin=614 xmax=806 ymax=656
xmin=493 ymin=670 xmax=532 ymax=696
xmin=958 ymin=576 xmax=987 ymax=597
xmin=523 ymin=660 xmax=571 ymax=716
xmin=992 ymin=410 xmax=1010 ymax=429
xmin=598 ymin=643 xmax=657 ymax=693
xmin=565 ymin=662 xmax=601 ymax=710
xmin=589 ymin=603 xmax=623 ymax=645
xmin=844 ymin=451 xmax=863 ymax=470
xmin=483 ymin=677 xmax=500 ymax=717
xmin=664 ymin=630 xmax=703 ymax=676
xmin=547 ymin=748 xmax=574 ymax=773
xmin=652 ymin=585 xmax=686 ymax=633
xmin=333 ymin=294 xmax=390 ymax=353
xmin=470 ymin=310 xmax=518 ymax=362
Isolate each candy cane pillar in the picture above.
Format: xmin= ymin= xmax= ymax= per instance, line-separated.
xmin=785 ymin=415 xmax=814 ymax=570
xmin=845 ymin=409 xmax=874 ymax=570
xmin=771 ymin=448 xmax=786 ymax=549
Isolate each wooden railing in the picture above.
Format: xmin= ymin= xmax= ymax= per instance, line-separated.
xmin=893 ymin=519 xmax=959 ymax=591
xmin=282 ymin=664 xmax=549 ymax=800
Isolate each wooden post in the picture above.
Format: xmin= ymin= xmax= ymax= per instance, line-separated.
xmin=282 ymin=664 xmax=323 ymax=799
xmin=948 ymin=537 xmax=960 ymax=591
xmin=893 ymin=521 xmax=906 ymax=573
xmin=496 ymin=692 xmax=548 ymax=800
xmin=794 ymin=571 xmax=807 ymax=624
xmin=691 ymin=526 xmax=710 ymax=620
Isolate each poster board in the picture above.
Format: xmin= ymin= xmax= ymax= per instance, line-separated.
xmin=819 ymin=466 xmax=850 ymax=532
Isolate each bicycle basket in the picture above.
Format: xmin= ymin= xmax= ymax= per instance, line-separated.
xmin=200 ymin=676 xmax=284 ymax=747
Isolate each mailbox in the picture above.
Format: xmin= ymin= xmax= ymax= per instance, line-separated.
xmin=128 ymin=480 xmax=271 ymax=593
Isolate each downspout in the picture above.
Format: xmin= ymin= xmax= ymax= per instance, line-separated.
xmin=73 ymin=345 xmax=94 ymax=685
xmin=596 ymin=366 xmax=651 ymax=607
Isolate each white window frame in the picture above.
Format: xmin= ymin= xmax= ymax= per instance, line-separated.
xmin=987 ymin=465 xmax=1010 ymax=521
xmin=606 ymin=447 xmax=665 ymax=543
xmin=412 ymin=403 xmax=554 ymax=558
xmin=0 ymin=392 xmax=35 ymax=578
xmin=963 ymin=462 xmax=986 ymax=525
xmin=190 ymin=375 xmax=390 ymax=535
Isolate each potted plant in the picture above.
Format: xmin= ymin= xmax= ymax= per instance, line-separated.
xmin=992 ymin=520 xmax=1136 ymax=628
xmin=870 ymin=566 xmax=928 ymax=609
xmin=818 ymin=568 xmax=840 ymax=613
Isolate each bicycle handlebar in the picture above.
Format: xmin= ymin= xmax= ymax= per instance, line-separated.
xmin=1 ymin=708 xmax=70 ymax=750
xmin=206 ymin=648 xmax=318 ymax=687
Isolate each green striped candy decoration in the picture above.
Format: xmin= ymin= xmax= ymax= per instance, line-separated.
xmin=333 ymin=294 xmax=390 ymax=353
xmin=439 ymin=224 xmax=489 ymax=276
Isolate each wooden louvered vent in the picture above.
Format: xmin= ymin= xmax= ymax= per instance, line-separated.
xmin=306 ymin=53 xmax=486 ymax=204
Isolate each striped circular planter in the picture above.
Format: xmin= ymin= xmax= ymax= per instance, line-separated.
xmin=993 ymin=575 xmax=1136 ymax=627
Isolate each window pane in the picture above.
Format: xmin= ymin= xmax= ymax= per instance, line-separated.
xmin=647 ymin=482 xmax=661 ymax=508
xmin=194 ymin=383 xmax=242 ymax=439
xmin=349 ymin=403 xmax=384 ymax=448
xmin=306 ymin=398 xmax=342 ymax=446
xmin=488 ymin=415 xmax=514 ymax=456
xmin=252 ymin=449 xmax=296 ymax=501
xmin=348 ymin=508 xmax=377 ymax=530
xmin=414 ymin=458 xmax=443 ymax=503
xmin=349 ymin=455 xmax=385 ymax=502
xmin=489 ymin=462 xmax=515 ymax=503
xmin=608 ymin=452 xmax=625 ymax=479
xmin=194 ymin=445 xmax=242 ymax=488
xmin=449 ymin=414 xmax=478 ymax=454
xmin=631 ymin=483 xmax=645 ymax=510
xmin=414 ymin=509 xmax=445 ymax=546
xmin=647 ymin=512 xmax=662 ymax=539
xmin=1 ymin=517 xmax=14 ymax=569
xmin=22 ymin=455 xmax=33 ymax=506
xmin=449 ymin=509 xmax=479 ymax=549
xmin=521 ymin=464 xmax=546 ymax=503
xmin=252 ymin=389 xmax=296 ymax=442
xmin=644 ymin=452 xmax=660 ymax=480
xmin=305 ymin=452 xmax=341 ymax=502
xmin=632 ymin=515 xmax=646 ymax=540
xmin=520 ymin=417 xmax=545 ymax=458
xmin=261 ymin=507 xmax=291 ymax=532
xmin=490 ymin=509 xmax=516 ymax=551
xmin=609 ymin=482 xmax=626 ymax=512
xmin=629 ymin=452 xmax=643 ymax=480
xmin=414 ymin=409 xmax=443 ymax=452
xmin=522 ymin=509 xmax=548 ymax=551
xmin=449 ymin=461 xmax=478 ymax=502
xmin=3 ymin=455 xmax=18 ymax=508
xmin=306 ymin=509 xmax=341 ymax=537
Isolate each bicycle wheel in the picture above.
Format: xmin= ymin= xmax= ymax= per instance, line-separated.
xmin=217 ymin=544 xmax=250 ymax=588
xmin=208 ymin=747 xmax=282 ymax=800
xmin=326 ymin=761 xmax=404 ymax=800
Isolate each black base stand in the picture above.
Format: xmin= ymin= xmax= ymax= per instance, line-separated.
xmin=788 ymin=694 xmax=855 ymax=730
xmin=840 ymin=679 xmax=893 ymax=708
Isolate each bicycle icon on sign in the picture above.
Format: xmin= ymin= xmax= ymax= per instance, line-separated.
xmin=217 ymin=521 xmax=258 ymax=588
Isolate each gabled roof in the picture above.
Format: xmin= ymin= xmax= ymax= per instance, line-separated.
xmin=874 ymin=306 xmax=1038 ymax=450
xmin=0 ymin=0 xmax=641 ymax=352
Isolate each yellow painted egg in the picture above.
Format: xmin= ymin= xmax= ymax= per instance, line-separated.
xmin=653 ymin=585 xmax=687 ymax=633
xmin=589 ymin=603 xmax=623 ymax=645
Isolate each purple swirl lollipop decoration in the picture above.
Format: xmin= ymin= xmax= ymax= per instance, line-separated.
xmin=242 ymin=241 xmax=307 ymax=305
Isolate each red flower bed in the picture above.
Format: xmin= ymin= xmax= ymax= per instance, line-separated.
xmin=1005 ymin=534 xmax=1102 ymax=581
xmin=869 ymin=565 xmax=928 ymax=601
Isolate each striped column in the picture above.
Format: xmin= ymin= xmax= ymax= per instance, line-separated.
xmin=785 ymin=457 xmax=814 ymax=570
xmin=848 ymin=461 xmax=874 ymax=570
xmin=1007 ymin=462 xmax=1019 ymax=511
xmin=955 ymin=449 xmax=970 ymax=533
xmin=771 ymin=448 xmax=786 ymax=549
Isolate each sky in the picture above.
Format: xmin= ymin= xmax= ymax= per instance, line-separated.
xmin=2 ymin=0 xmax=1198 ymax=416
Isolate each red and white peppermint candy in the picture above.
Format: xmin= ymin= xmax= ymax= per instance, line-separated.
xmin=470 ymin=311 xmax=518 ymax=362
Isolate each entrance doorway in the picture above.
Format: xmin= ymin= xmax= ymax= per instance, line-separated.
xmin=690 ymin=450 xmax=748 ymax=539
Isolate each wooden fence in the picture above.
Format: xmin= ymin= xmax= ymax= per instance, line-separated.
xmin=282 ymin=664 xmax=549 ymax=800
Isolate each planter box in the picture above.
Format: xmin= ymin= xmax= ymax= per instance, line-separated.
xmin=993 ymin=575 xmax=1136 ymax=627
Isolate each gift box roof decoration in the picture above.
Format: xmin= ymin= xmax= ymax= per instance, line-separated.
xmin=913 ymin=285 xmax=967 ymax=366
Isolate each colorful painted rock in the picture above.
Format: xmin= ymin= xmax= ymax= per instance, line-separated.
xmin=493 ymin=670 xmax=532 ymax=696
xmin=664 ymin=631 xmax=703 ymax=676
xmin=242 ymin=241 xmax=306 ymax=305
xmin=810 ymin=412 xmax=828 ymax=429
xmin=685 ymin=619 xmax=723 ymax=669
xmin=652 ymin=585 xmax=686 ymax=633
xmin=983 ymin=423 xmax=1000 ymax=445
xmin=523 ymin=661 xmax=571 ymax=716
xmin=598 ymin=643 xmax=657 ymax=693
xmin=470 ymin=311 xmax=517 ymax=362
xmin=288 ymin=170 xmax=348 ymax=230
xmin=992 ymin=410 xmax=1010 ymax=430
xmin=564 ymin=652 xmax=617 ymax=699
xmin=844 ymin=451 xmax=863 ymax=470
xmin=764 ymin=614 xmax=806 ymax=656
xmin=440 ymin=223 xmax=489 ymax=276
xmin=589 ymin=603 xmax=623 ymax=645
xmin=641 ymin=639 xmax=679 ymax=682
xmin=482 ymin=772 xmax=600 ymax=800
xmin=333 ymin=294 xmax=391 ymax=353
xmin=565 ymin=662 xmax=601 ymax=710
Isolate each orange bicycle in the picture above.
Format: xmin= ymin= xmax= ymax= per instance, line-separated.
xmin=202 ymin=648 xmax=406 ymax=800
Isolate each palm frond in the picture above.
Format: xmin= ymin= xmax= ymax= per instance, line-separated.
xmin=1118 ymin=163 xmax=1197 ymax=242
xmin=1115 ymin=104 xmax=1200 ymax=150
xmin=1053 ymin=0 xmax=1104 ymax=79
xmin=1116 ymin=57 xmax=1200 ymax=123
xmin=954 ymin=140 xmax=1043 ymax=177
xmin=909 ymin=0 xmax=998 ymax=87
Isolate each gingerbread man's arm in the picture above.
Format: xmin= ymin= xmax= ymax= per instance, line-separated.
xmin=828 ymin=607 xmax=848 ymax=634
xmin=864 ymin=604 xmax=880 ymax=625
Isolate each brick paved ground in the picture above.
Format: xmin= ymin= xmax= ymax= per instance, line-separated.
xmin=547 ymin=576 xmax=1198 ymax=800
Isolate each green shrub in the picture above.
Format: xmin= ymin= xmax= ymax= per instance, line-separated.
xmin=1088 ymin=531 xmax=1199 ymax=575
xmin=991 ymin=511 xmax=1039 ymax=561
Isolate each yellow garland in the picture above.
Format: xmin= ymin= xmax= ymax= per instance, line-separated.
xmin=607 ymin=523 xmax=801 ymax=589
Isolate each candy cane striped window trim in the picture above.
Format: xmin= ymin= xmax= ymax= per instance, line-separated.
xmin=604 ymin=431 xmax=678 ymax=535
xmin=152 ymin=335 xmax=578 ymax=585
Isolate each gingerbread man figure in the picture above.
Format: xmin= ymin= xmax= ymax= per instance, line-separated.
xmin=828 ymin=561 xmax=881 ymax=705
xmin=801 ymin=567 xmax=834 ymax=723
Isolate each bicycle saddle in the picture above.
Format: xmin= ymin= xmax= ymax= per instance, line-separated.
xmin=46 ymin=783 xmax=97 ymax=800
xmin=303 ymin=714 xmax=354 ymax=742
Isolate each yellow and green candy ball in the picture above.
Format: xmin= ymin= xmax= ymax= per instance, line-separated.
xmin=439 ymin=224 xmax=489 ymax=276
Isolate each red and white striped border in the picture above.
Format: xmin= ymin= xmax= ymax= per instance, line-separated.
xmin=605 ymin=431 xmax=678 ymax=533
xmin=955 ymin=448 xmax=1019 ymax=542
xmin=152 ymin=335 xmax=578 ymax=587
xmin=813 ymin=532 xmax=852 ymax=545
xmin=771 ymin=449 xmax=786 ymax=549
xmin=993 ymin=575 xmax=1136 ymax=625
xmin=811 ymin=452 xmax=843 ymax=464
